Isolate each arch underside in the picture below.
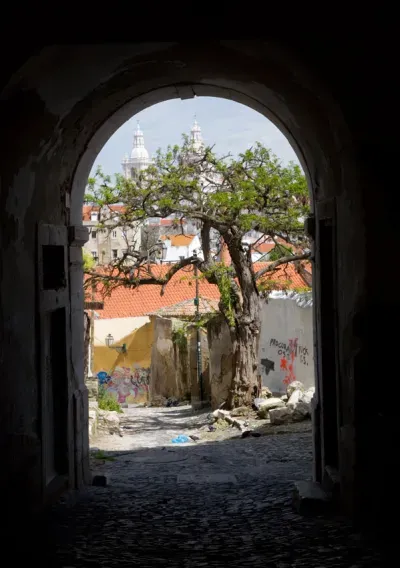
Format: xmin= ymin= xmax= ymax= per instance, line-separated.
xmin=1 ymin=41 xmax=380 ymax=533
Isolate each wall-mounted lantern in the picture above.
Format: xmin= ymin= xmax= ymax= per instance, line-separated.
xmin=105 ymin=333 xmax=127 ymax=354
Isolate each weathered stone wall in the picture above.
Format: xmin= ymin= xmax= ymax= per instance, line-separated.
xmin=207 ymin=317 xmax=233 ymax=410
xmin=1 ymin=38 xmax=396 ymax=537
xmin=149 ymin=317 xmax=191 ymax=402
xmin=84 ymin=311 xmax=91 ymax=379
xmin=207 ymin=293 xmax=314 ymax=407
xmin=189 ymin=326 xmax=211 ymax=409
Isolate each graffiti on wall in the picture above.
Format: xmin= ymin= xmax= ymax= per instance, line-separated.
xmin=260 ymin=358 xmax=275 ymax=375
xmin=269 ymin=337 xmax=310 ymax=386
xmin=97 ymin=364 xmax=150 ymax=404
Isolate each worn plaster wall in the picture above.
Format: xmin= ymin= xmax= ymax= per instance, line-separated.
xmin=207 ymin=317 xmax=233 ymax=410
xmin=208 ymin=293 xmax=314 ymax=405
xmin=189 ymin=326 xmax=211 ymax=409
xmin=94 ymin=316 xmax=150 ymax=345
xmin=259 ymin=292 xmax=314 ymax=393
xmin=94 ymin=320 xmax=153 ymax=404
xmin=149 ymin=317 xmax=191 ymax=401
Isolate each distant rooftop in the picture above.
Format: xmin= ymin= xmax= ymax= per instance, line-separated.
xmin=146 ymin=297 xmax=219 ymax=318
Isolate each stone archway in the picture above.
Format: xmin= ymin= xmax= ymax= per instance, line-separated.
xmin=0 ymin=41 xmax=374 ymax=530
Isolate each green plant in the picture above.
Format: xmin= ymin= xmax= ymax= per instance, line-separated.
xmin=172 ymin=326 xmax=188 ymax=351
xmin=98 ymin=385 xmax=123 ymax=413
xmin=82 ymin=248 xmax=96 ymax=270
xmin=203 ymin=264 xmax=236 ymax=328
xmin=92 ymin=449 xmax=116 ymax=461
xmin=268 ymin=244 xmax=293 ymax=261
xmin=293 ymin=286 xmax=312 ymax=294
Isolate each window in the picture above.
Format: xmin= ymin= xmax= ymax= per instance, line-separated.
xmin=112 ymin=249 xmax=118 ymax=259
xmin=91 ymin=230 xmax=97 ymax=239
xmin=90 ymin=212 xmax=98 ymax=222
xmin=91 ymin=251 xmax=98 ymax=259
xmin=112 ymin=230 xmax=117 ymax=238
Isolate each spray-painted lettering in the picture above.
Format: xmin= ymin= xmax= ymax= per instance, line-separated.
xmin=269 ymin=337 xmax=309 ymax=366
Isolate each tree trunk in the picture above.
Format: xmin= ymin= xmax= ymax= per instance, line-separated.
xmin=226 ymin=322 xmax=261 ymax=408
xmin=222 ymin=239 xmax=261 ymax=408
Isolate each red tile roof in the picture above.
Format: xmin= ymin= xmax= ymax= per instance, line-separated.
xmin=82 ymin=205 xmax=126 ymax=221
xmin=160 ymin=218 xmax=186 ymax=226
xmin=146 ymin=297 xmax=220 ymax=318
xmin=253 ymin=243 xmax=276 ymax=253
xmin=160 ymin=234 xmax=195 ymax=246
xmin=89 ymin=262 xmax=311 ymax=319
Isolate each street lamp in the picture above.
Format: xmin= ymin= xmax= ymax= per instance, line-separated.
xmin=105 ymin=333 xmax=114 ymax=347
xmin=105 ymin=333 xmax=127 ymax=354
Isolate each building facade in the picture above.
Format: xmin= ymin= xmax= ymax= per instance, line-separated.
xmin=82 ymin=205 xmax=141 ymax=264
xmin=83 ymin=119 xmax=207 ymax=264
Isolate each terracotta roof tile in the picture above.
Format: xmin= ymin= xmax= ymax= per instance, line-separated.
xmin=160 ymin=218 xmax=186 ymax=226
xmin=146 ymin=297 xmax=219 ymax=318
xmin=82 ymin=205 xmax=126 ymax=221
xmin=253 ymin=243 xmax=275 ymax=253
xmin=89 ymin=262 xmax=311 ymax=319
xmin=162 ymin=234 xmax=195 ymax=246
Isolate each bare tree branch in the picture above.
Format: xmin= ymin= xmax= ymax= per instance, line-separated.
xmin=160 ymin=256 xmax=198 ymax=295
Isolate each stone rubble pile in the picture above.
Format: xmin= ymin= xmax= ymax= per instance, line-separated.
xmin=254 ymin=381 xmax=315 ymax=425
xmin=97 ymin=409 xmax=123 ymax=437
xmin=209 ymin=381 xmax=315 ymax=433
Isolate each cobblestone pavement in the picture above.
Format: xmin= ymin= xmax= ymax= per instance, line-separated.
xmin=43 ymin=406 xmax=383 ymax=567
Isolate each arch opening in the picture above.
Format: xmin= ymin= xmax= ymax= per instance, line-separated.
xmin=70 ymin=83 xmax=317 ymax=225
xmin=1 ymin=43 xmax=371 ymax=548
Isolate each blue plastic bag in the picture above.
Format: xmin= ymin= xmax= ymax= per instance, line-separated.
xmin=171 ymin=434 xmax=191 ymax=443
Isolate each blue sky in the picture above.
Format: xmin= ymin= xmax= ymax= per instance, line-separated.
xmin=90 ymin=97 xmax=300 ymax=176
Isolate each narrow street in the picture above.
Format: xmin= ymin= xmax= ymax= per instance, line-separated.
xmin=43 ymin=406 xmax=382 ymax=567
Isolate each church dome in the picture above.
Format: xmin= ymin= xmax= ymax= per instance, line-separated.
xmin=130 ymin=122 xmax=150 ymax=162
xmin=189 ymin=117 xmax=204 ymax=151
xmin=131 ymin=146 xmax=149 ymax=160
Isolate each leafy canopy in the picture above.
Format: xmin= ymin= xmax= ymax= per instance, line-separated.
xmin=84 ymin=137 xmax=311 ymax=300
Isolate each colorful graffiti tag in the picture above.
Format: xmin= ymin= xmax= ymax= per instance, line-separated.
xmin=280 ymin=338 xmax=298 ymax=386
xmin=268 ymin=336 xmax=312 ymax=386
xmin=97 ymin=365 xmax=150 ymax=404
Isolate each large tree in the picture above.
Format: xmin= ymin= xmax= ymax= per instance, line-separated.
xmin=85 ymin=139 xmax=311 ymax=408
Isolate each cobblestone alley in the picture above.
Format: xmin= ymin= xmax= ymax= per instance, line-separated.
xmin=41 ymin=406 xmax=383 ymax=567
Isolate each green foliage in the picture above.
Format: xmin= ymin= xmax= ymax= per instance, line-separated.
xmin=172 ymin=326 xmax=188 ymax=351
xmin=98 ymin=385 xmax=123 ymax=413
xmin=293 ymin=286 xmax=312 ymax=294
xmin=268 ymin=244 xmax=293 ymax=261
xmin=85 ymin=141 xmax=309 ymax=244
xmin=257 ymin=278 xmax=292 ymax=296
xmin=92 ymin=449 xmax=116 ymax=461
xmin=85 ymin=138 xmax=310 ymax=327
xmin=202 ymin=263 xmax=236 ymax=327
xmin=82 ymin=248 xmax=96 ymax=271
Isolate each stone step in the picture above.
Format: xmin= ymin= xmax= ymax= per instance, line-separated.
xmin=292 ymin=480 xmax=332 ymax=515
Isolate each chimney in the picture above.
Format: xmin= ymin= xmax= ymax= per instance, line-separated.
xmin=220 ymin=238 xmax=231 ymax=265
